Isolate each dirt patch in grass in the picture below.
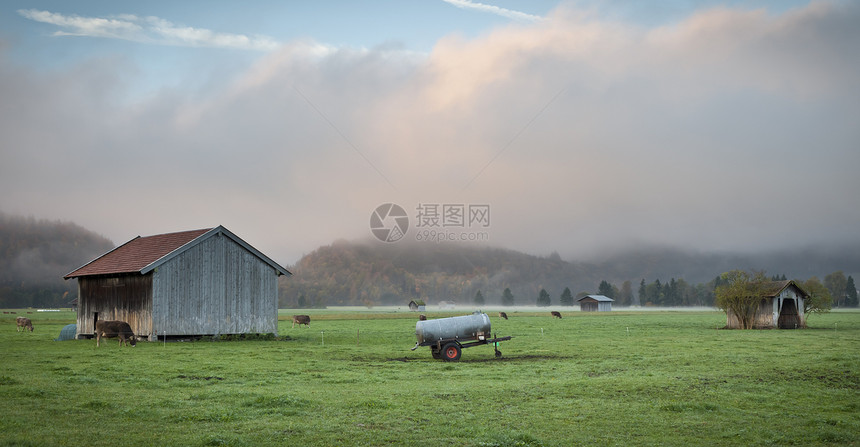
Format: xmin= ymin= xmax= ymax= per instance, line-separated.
xmin=174 ymin=374 xmax=224 ymax=381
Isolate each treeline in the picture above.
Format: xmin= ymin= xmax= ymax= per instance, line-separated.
xmin=468 ymin=279 xmax=713 ymax=307
xmin=0 ymin=212 xmax=114 ymax=308
xmin=279 ymin=239 xmax=860 ymax=309
xmin=279 ymin=240 xmax=728 ymax=309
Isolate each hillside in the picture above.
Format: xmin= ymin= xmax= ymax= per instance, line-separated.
xmin=279 ymin=240 xmax=860 ymax=308
xmin=0 ymin=212 xmax=114 ymax=308
xmin=1 ymin=210 xmax=856 ymax=310
xmin=278 ymin=240 xmax=602 ymax=308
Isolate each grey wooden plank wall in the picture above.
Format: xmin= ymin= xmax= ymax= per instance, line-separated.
xmin=151 ymin=232 xmax=278 ymax=336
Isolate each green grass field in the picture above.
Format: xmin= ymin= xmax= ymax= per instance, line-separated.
xmin=1 ymin=309 xmax=858 ymax=446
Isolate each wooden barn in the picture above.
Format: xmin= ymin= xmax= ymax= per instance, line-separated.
xmin=63 ymin=226 xmax=290 ymax=341
xmin=578 ymin=294 xmax=614 ymax=312
xmin=726 ymin=280 xmax=809 ymax=329
xmin=408 ymin=300 xmax=426 ymax=311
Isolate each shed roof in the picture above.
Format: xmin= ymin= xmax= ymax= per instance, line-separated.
xmin=64 ymin=226 xmax=290 ymax=279
xmin=760 ymin=280 xmax=809 ymax=298
xmin=578 ymin=294 xmax=614 ymax=302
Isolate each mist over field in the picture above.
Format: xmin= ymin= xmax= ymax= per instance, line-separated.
xmin=1 ymin=209 xmax=857 ymax=309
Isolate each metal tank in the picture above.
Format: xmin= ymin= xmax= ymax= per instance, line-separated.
xmin=415 ymin=311 xmax=492 ymax=345
xmin=412 ymin=311 xmax=511 ymax=361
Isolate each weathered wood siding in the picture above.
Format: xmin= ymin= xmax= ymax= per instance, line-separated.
xmin=75 ymin=274 xmax=153 ymax=339
xmin=726 ymin=299 xmax=777 ymax=329
xmin=580 ymin=299 xmax=611 ymax=312
xmin=150 ymin=232 xmax=278 ymax=337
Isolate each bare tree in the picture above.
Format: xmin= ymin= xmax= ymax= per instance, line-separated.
xmin=715 ymin=270 xmax=769 ymax=329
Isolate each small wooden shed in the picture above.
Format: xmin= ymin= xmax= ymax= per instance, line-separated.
xmin=726 ymin=280 xmax=809 ymax=329
xmin=408 ymin=300 xmax=426 ymax=311
xmin=579 ymin=295 xmax=614 ymax=312
xmin=64 ymin=226 xmax=290 ymax=340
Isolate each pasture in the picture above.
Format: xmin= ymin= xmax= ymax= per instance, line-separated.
xmin=1 ymin=308 xmax=858 ymax=446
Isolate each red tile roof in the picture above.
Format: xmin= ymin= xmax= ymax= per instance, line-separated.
xmin=64 ymin=228 xmax=212 ymax=278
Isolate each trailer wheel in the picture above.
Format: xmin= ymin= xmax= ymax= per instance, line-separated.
xmin=442 ymin=342 xmax=461 ymax=362
xmin=431 ymin=348 xmax=442 ymax=359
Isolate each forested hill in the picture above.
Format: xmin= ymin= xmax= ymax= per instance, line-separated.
xmin=0 ymin=212 xmax=114 ymax=308
xmin=2 ymin=210 xmax=856 ymax=309
xmin=278 ymin=240 xmax=860 ymax=308
xmin=278 ymin=240 xmax=602 ymax=308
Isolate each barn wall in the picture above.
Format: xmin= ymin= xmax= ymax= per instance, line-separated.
xmin=151 ymin=232 xmax=278 ymax=337
xmin=726 ymin=299 xmax=776 ymax=329
xmin=75 ymin=274 xmax=153 ymax=338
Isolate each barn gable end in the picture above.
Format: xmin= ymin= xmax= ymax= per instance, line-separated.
xmin=64 ymin=226 xmax=290 ymax=340
xmin=151 ymin=231 xmax=279 ymax=337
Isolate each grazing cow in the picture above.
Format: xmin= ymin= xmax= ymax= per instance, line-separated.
xmin=16 ymin=317 xmax=34 ymax=332
xmin=291 ymin=315 xmax=311 ymax=328
xmin=418 ymin=314 xmax=427 ymax=320
xmin=498 ymin=312 xmax=508 ymax=320
xmin=551 ymin=311 xmax=562 ymax=319
xmin=95 ymin=320 xmax=136 ymax=347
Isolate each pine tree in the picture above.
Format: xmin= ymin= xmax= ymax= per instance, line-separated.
xmin=473 ymin=290 xmax=485 ymax=305
xmin=846 ymin=276 xmax=858 ymax=307
xmin=501 ymin=288 xmax=515 ymax=306
xmin=666 ymin=278 xmax=679 ymax=306
xmin=598 ymin=280 xmax=614 ymax=298
xmin=652 ymin=279 xmax=663 ymax=305
xmin=536 ymin=288 xmax=551 ymax=307
xmin=560 ymin=287 xmax=574 ymax=306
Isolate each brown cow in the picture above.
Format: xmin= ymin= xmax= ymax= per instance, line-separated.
xmin=498 ymin=312 xmax=508 ymax=320
xmin=291 ymin=315 xmax=311 ymax=328
xmin=16 ymin=317 xmax=34 ymax=332
xmin=551 ymin=311 xmax=562 ymax=319
xmin=95 ymin=320 xmax=136 ymax=347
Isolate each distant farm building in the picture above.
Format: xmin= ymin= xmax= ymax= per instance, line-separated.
xmin=579 ymin=295 xmax=614 ymax=312
xmin=64 ymin=226 xmax=290 ymax=341
xmin=726 ymin=280 xmax=809 ymax=329
xmin=408 ymin=300 xmax=426 ymax=311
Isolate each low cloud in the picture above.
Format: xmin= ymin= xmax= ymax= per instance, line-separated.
xmin=3 ymin=2 xmax=859 ymax=264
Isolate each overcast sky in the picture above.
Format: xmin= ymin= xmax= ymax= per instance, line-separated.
xmin=1 ymin=0 xmax=858 ymax=265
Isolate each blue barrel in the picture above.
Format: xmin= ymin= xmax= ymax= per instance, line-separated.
xmin=55 ymin=323 xmax=77 ymax=341
xmin=415 ymin=311 xmax=492 ymax=345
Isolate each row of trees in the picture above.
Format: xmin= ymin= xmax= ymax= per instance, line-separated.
xmin=472 ymin=287 xmax=575 ymax=306
xmin=469 ymin=270 xmax=858 ymax=310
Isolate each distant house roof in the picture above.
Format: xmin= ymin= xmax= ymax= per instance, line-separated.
xmin=578 ymin=294 xmax=614 ymax=302
xmin=64 ymin=226 xmax=290 ymax=279
xmin=410 ymin=300 xmax=426 ymax=306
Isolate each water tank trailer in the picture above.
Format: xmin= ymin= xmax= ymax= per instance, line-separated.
xmin=411 ymin=311 xmax=512 ymax=361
